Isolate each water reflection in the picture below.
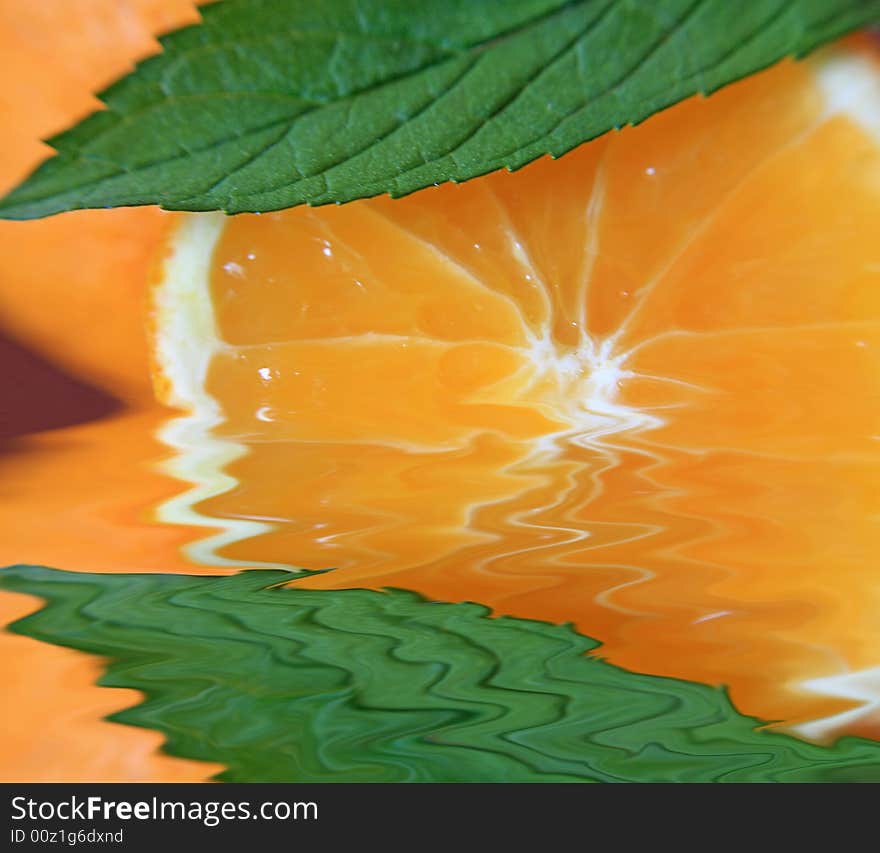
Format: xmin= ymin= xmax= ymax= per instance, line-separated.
xmin=155 ymin=389 xmax=880 ymax=740
xmin=4 ymin=566 xmax=879 ymax=782
xmin=3 ymin=35 xmax=880 ymax=782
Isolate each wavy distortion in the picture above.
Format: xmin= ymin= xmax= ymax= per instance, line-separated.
xmin=5 ymin=12 xmax=880 ymax=784
xmin=3 ymin=565 xmax=880 ymax=782
xmin=150 ymin=45 xmax=880 ymax=736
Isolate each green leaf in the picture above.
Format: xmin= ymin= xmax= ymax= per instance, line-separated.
xmin=2 ymin=565 xmax=879 ymax=782
xmin=1 ymin=0 xmax=878 ymax=220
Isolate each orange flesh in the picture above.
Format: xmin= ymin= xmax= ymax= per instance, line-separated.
xmin=1 ymin=0 xmax=880 ymax=780
xmin=187 ymin=53 xmax=880 ymax=733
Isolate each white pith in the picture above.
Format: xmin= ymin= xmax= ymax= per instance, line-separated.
xmin=150 ymin=50 xmax=880 ymax=737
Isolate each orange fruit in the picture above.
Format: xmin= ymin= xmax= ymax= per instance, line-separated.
xmin=2 ymin=0 xmax=879 ymax=779
xmin=152 ymin=38 xmax=880 ymax=740
xmin=0 ymin=0 xmax=212 ymax=783
xmin=0 ymin=0 xmax=200 ymax=403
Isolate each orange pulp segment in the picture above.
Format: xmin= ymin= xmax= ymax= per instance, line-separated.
xmin=153 ymin=44 xmax=880 ymax=738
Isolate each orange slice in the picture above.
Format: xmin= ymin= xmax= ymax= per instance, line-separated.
xmin=153 ymin=39 xmax=880 ymax=740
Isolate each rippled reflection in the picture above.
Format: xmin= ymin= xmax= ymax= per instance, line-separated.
xmin=3 ymin=41 xmax=880 ymax=785
xmin=151 ymin=50 xmax=880 ymax=740
xmin=4 ymin=566 xmax=880 ymax=782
